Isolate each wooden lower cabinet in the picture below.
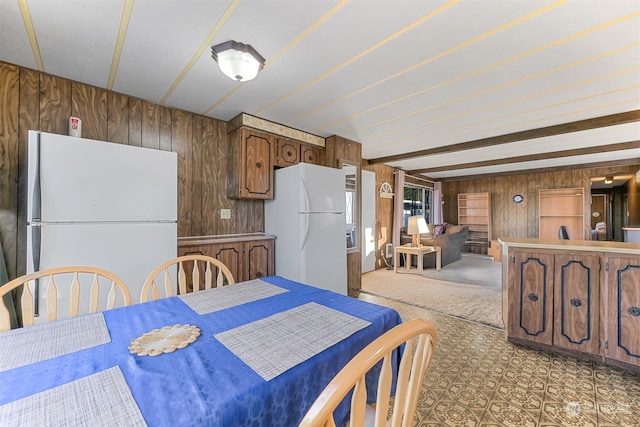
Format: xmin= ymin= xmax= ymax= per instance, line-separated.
xmin=178 ymin=235 xmax=274 ymax=283
xmin=552 ymin=253 xmax=600 ymax=355
xmin=507 ymin=245 xmax=640 ymax=371
xmin=508 ymin=249 xmax=601 ymax=355
xmin=606 ymin=256 xmax=640 ymax=367
xmin=508 ymin=251 xmax=554 ymax=345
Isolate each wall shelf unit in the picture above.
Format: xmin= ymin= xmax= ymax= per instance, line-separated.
xmin=458 ymin=192 xmax=491 ymax=254
xmin=539 ymin=187 xmax=585 ymax=240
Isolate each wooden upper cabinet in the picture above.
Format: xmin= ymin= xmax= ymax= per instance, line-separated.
xmin=228 ymin=128 xmax=274 ymax=199
xmin=300 ymin=144 xmax=320 ymax=165
xmin=275 ymin=137 xmax=321 ymax=167
xmin=274 ymin=137 xmax=300 ymax=168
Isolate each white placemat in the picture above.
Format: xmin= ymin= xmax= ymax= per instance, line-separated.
xmin=0 ymin=366 xmax=146 ymax=426
xmin=215 ymin=302 xmax=371 ymax=381
xmin=0 ymin=313 xmax=111 ymax=372
xmin=179 ymin=279 xmax=288 ymax=315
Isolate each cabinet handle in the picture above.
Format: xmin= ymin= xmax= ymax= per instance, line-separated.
xmin=527 ymin=293 xmax=538 ymax=302
xmin=256 ymin=161 xmax=262 ymax=168
xmin=629 ymin=306 xmax=640 ymax=317
xmin=570 ymin=298 xmax=582 ymax=307
xmin=256 ymin=271 xmax=263 ymax=278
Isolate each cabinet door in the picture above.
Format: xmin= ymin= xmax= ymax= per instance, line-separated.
xmin=553 ymin=254 xmax=600 ymax=354
xmin=244 ymin=239 xmax=274 ymax=280
xmin=274 ymin=138 xmax=300 ymax=168
xmin=300 ymin=144 xmax=320 ymax=165
xmin=606 ymin=256 xmax=640 ymax=367
xmin=229 ymin=129 xmax=274 ymax=199
xmin=209 ymin=242 xmax=244 ymax=283
xmin=508 ymin=251 xmax=554 ymax=345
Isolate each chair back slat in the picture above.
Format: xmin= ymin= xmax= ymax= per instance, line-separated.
xmin=20 ymin=279 xmax=34 ymax=328
xmin=46 ymin=276 xmax=58 ymax=322
xmin=0 ymin=266 xmax=131 ymax=331
xmin=299 ymin=318 xmax=437 ymax=427
xmin=204 ymin=262 xmax=213 ymax=290
xmin=177 ymin=263 xmax=187 ymax=295
xmin=192 ymin=262 xmax=201 ymax=293
xmin=140 ymin=255 xmax=235 ymax=302
xmin=70 ymin=273 xmax=81 ymax=317
xmin=106 ymin=282 xmax=117 ymax=309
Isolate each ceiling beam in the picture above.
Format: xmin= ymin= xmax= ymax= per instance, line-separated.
xmin=408 ymin=141 xmax=640 ymax=174
xmin=367 ymin=110 xmax=640 ymax=164
xmin=431 ymin=158 xmax=640 ymax=182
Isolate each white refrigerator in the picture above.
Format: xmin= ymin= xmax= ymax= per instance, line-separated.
xmin=27 ymin=131 xmax=177 ymax=320
xmin=265 ymin=163 xmax=347 ymax=295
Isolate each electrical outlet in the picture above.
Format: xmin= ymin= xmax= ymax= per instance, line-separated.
xmin=385 ymin=243 xmax=393 ymax=258
xmin=220 ymin=209 xmax=231 ymax=219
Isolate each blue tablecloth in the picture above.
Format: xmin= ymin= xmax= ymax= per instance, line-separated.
xmin=0 ymin=276 xmax=401 ymax=426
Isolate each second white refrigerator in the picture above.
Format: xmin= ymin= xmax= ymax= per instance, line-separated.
xmin=265 ymin=163 xmax=347 ymax=295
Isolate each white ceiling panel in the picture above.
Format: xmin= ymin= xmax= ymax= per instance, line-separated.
xmin=1 ymin=0 xmax=637 ymax=180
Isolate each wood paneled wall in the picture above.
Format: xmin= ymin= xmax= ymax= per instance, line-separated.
xmin=441 ymin=166 xmax=639 ymax=243
xmin=363 ymin=162 xmax=395 ymax=270
xmin=0 ymin=61 xmax=263 ymax=279
xmin=325 ymin=135 xmax=362 ymax=296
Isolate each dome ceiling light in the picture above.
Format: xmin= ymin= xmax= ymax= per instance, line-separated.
xmin=211 ymin=40 xmax=265 ymax=83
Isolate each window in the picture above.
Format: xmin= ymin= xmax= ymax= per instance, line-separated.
xmin=403 ymin=184 xmax=433 ymax=227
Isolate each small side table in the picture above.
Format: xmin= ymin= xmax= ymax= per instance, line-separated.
xmin=394 ymin=244 xmax=441 ymax=275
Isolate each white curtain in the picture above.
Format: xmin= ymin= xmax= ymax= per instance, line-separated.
xmin=392 ymin=170 xmax=405 ymax=248
xmin=433 ymin=181 xmax=443 ymax=224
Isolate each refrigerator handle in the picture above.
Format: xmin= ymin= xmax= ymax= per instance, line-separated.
xmin=300 ymin=215 xmax=309 ymax=252
xmin=32 ymin=133 xmax=42 ymax=221
xmin=31 ymin=225 xmax=41 ymax=317
xmin=300 ymin=176 xmax=310 ymax=212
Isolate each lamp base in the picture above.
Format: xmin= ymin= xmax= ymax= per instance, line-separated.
xmin=412 ymin=234 xmax=419 ymax=247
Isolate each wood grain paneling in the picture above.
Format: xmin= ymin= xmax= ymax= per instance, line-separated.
xmin=17 ymin=67 xmax=39 ymax=277
xmin=39 ymin=74 xmax=71 ymax=134
xmin=128 ymin=97 xmax=142 ymax=146
xmin=159 ymin=106 xmax=172 ymax=152
xmin=442 ymin=169 xmax=602 ymax=243
xmin=191 ymin=115 xmax=203 ymax=236
xmin=107 ymin=91 xmax=128 ymax=144
xmin=141 ymin=101 xmax=160 ymax=150
xmin=172 ymin=110 xmax=193 ymax=237
xmin=71 ymin=82 xmax=107 ymax=141
xmin=0 ymin=63 xmax=20 ymax=279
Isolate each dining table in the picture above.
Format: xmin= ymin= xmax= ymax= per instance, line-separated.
xmin=0 ymin=275 xmax=401 ymax=426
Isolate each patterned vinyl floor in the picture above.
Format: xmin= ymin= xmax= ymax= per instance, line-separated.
xmin=357 ymin=293 xmax=640 ymax=427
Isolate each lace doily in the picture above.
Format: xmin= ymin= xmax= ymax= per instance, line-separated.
xmin=129 ymin=324 xmax=200 ymax=356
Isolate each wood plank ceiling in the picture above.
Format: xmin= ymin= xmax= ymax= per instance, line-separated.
xmin=1 ymin=0 xmax=638 ymax=181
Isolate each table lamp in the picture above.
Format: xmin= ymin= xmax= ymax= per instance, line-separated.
xmin=407 ymin=215 xmax=429 ymax=247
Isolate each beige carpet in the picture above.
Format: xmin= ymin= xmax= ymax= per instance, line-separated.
xmin=361 ymin=255 xmax=504 ymax=329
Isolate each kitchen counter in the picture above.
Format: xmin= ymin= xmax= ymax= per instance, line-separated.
xmin=178 ymin=233 xmax=275 ymax=246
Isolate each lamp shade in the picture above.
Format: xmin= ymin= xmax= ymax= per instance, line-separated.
xmin=211 ymin=41 xmax=265 ymax=82
xmin=407 ymin=216 xmax=429 ymax=235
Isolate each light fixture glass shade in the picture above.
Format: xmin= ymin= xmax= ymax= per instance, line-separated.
xmin=211 ymin=41 xmax=265 ymax=82
xmin=604 ymin=176 xmax=614 ymax=184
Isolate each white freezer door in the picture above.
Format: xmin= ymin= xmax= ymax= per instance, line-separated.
xmin=27 ymin=130 xmax=177 ymax=222
xmin=27 ymin=222 xmax=176 ymax=322
xmin=298 ymin=212 xmax=347 ymax=295
xmin=297 ymin=163 xmax=345 ymax=214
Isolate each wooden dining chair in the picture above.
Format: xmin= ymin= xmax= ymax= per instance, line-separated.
xmin=140 ymin=254 xmax=235 ymax=302
xmin=299 ymin=318 xmax=437 ymax=427
xmin=0 ymin=266 xmax=132 ymax=332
